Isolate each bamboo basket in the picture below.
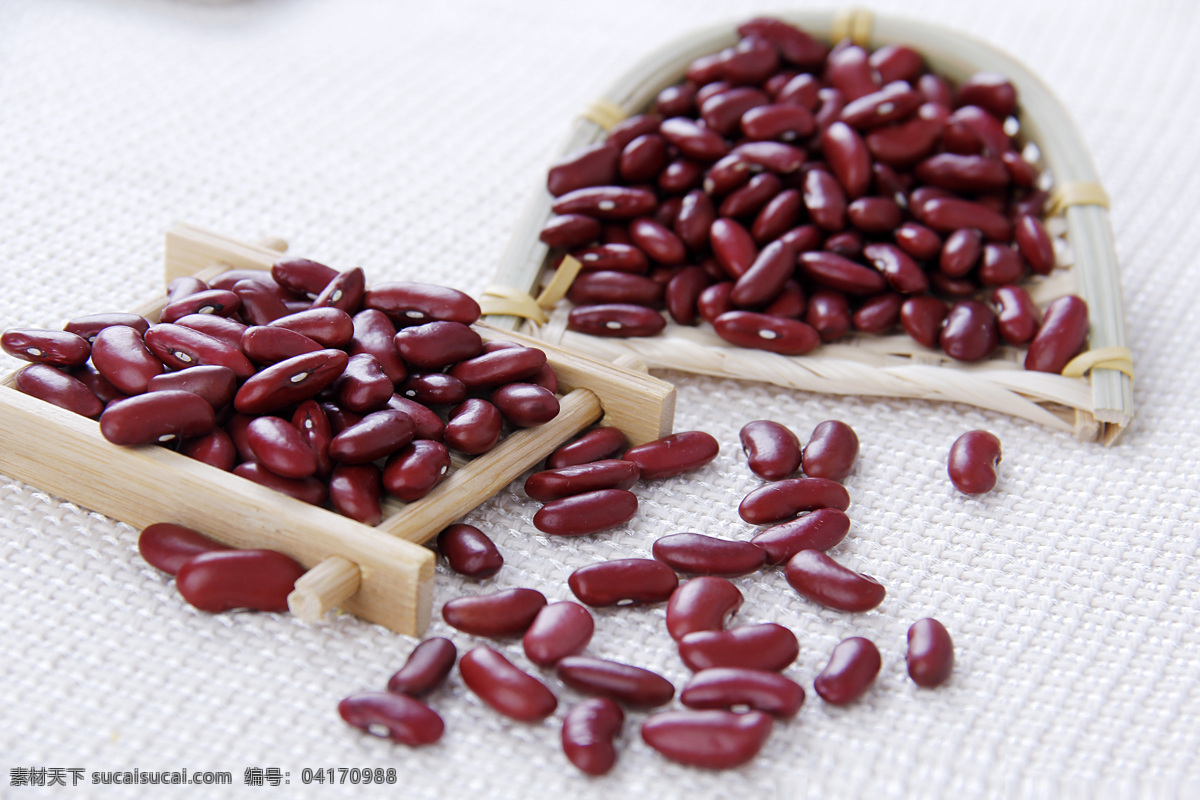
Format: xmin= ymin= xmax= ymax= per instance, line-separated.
xmin=484 ymin=8 xmax=1133 ymax=444
xmin=0 ymin=224 xmax=676 ymax=636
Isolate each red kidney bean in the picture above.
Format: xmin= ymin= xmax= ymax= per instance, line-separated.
xmin=240 ymin=325 xmax=322 ymax=365
xmin=729 ymin=239 xmax=795 ymax=308
xmin=159 ymin=289 xmax=241 ymax=324
xmin=270 ymin=258 xmax=337 ymax=296
xmin=918 ymin=72 xmax=954 ymax=106
xmin=72 ymin=362 xmax=126 ymax=405
xmin=802 ymin=420 xmax=858 ymax=482
xmin=572 ymin=243 xmax=650 ymax=275
xmin=534 ymin=489 xmax=639 ymax=536
xmin=778 ymin=223 xmax=823 ymax=253
xmin=653 ymin=533 xmax=767 ymax=577
xmin=660 ymin=117 xmax=731 ymax=163
xmin=449 ymin=346 xmax=547 ymax=389
xmin=144 ymin=323 xmax=255 ymax=380
xmin=64 ymin=312 xmax=150 ymax=342
xmin=523 ymin=601 xmax=594 ymax=666
xmin=739 ymin=477 xmax=850 ymax=525
xmin=813 ymin=637 xmax=881 ymax=704
xmin=86 ymin=325 xmax=162 ymax=395
xmin=861 ymin=243 xmax=926 ymax=295
xmin=915 ymin=153 xmax=1009 ymax=193
xmin=731 ymin=141 xmax=807 ymax=175
xmin=826 ymin=42 xmax=880 ymax=102
xmin=435 ymin=523 xmax=502 ymax=579
xmin=762 ymin=283 xmax=808 ymax=319
xmin=312 ymin=267 xmax=365 ymax=314
xmin=363 ymin=281 xmax=481 ymax=327
xmin=948 ymin=430 xmax=1002 ymax=494
xmin=656 ymin=83 xmax=696 ymax=116
xmin=677 ymin=622 xmax=799 ymax=672
xmin=290 ymin=400 xmax=333 ymax=475
xmin=349 ymin=309 xmax=407 ymax=384
xmin=939 ymin=228 xmax=983 ymax=278
xmin=740 ymin=419 xmax=801 ymax=480
xmin=919 ymin=197 xmax=1012 ymax=241
xmin=785 ymin=550 xmax=885 ymax=611
xmin=619 ymin=133 xmax=668 ymax=184
xmin=99 ymin=390 xmax=216 ymax=446
xmin=611 ymin=114 xmax=666 ymax=151
xmin=900 ymin=295 xmax=948 ymax=348
xmin=751 ymin=507 xmax=851 ymax=565
xmin=540 ymin=213 xmax=603 ymax=249
xmin=944 ymin=105 xmax=1011 ymax=157
xmin=907 ymin=618 xmax=955 ymax=687
xmin=393 ymin=320 xmax=482 ymax=370
xmin=562 ymin=698 xmax=624 ymax=776
xmin=992 ymin=284 xmax=1041 ymax=345
xmin=332 ymin=353 xmax=391 ymax=413
xmin=168 ymin=275 xmax=209 ymax=300
xmin=840 ymin=81 xmax=922 ymax=130
xmin=387 ymin=395 xmax=445 ymax=442
xmin=442 ymin=587 xmax=547 ymax=637
xmin=865 ymin=102 xmax=948 ymax=166
xmin=210 ymin=268 xmax=279 ymax=292
xmin=681 ymin=668 xmax=805 ymax=719
xmin=719 ymin=173 xmax=782 ymax=220
xmin=806 ymin=290 xmax=852 ymax=342
xmin=459 ymin=646 xmax=557 ymax=722
xmin=979 ymin=242 xmax=1026 ymax=286
xmin=246 ymin=415 xmax=318 ymax=479
xmin=709 ymin=217 xmax=758 ymax=278
xmin=491 ymin=383 xmax=559 ymax=428
xmin=847 ymin=196 xmax=902 ymax=233
xmin=870 ymin=43 xmax=923 ymax=82
xmin=739 ymin=17 xmax=827 ymax=68
xmin=665 ymin=266 xmax=712 ymax=325
xmin=568 ymin=558 xmax=678 ymax=607
xmin=330 ymin=408 xmax=416 ymax=464
xmin=909 ymin=185 xmax=955 ymax=217
xmin=1003 ymin=150 xmax=1039 ymax=187
xmin=750 ymin=188 xmax=803 ymax=244
xmin=821 ymin=121 xmax=871 ymax=199
xmin=387 ymin=637 xmax=457 ymax=697
xmin=641 ymin=709 xmax=772 ymax=770
xmin=444 ymin=398 xmax=503 ymax=455
xmin=552 ymin=185 xmax=659 ymax=220
xmin=674 ymin=190 xmax=716 ymax=252
xmin=2 ymin=329 xmax=90 ymax=367
xmin=741 ymin=103 xmax=814 ymax=142
xmin=180 ymin=428 xmax=237 ymax=471
xmin=1025 ymin=294 xmax=1088 ymax=373
xmin=939 ymin=300 xmax=1000 ymax=362
xmin=701 ymin=86 xmax=770 ymax=136
xmin=232 ymin=278 xmax=291 ymax=325
xmin=629 ymin=217 xmax=687 ymax=265
xmin=137 ymin=522 xmax=231 ymax=575
xmin=337 ymin=691 xmax=444 ymax=746
xmin=1014 ymin=213 xmax=1055 ymax=275
xmin=894 ymin=221 xmax=943 ymax=261
xmin=547 ymin=141 xmax=620 ymax=197
xmin=327 ymin=463 xmax=382 ymax=525
xmin=175 ymin=548 xmax=305 ymax=613
xmin=959 ymin=71 xmax=1017 ymax=118
xmin=567 ymin=271 xmax=663 ymax=308
xmin=723 ymin=33 xmax=780 ymax=85
xmin=823 ymin=230 xmax=864 ymax=260
xmin=546 ymin=426 xmax=627 ymax=469
xmin=666 ymin=576 xmax=743 ymax=640
xmin=704 ymin=153 xmax=753 ymax=197
xmin=557 ymin=656 xmax=675 ymax=708
xmin=798 ymin=251 xmax=888 ymax=295
xmin=14 ymin=364 xmax=104 ymax=418
xmin=401 ymin=372 xmax=468 ymax=406
xmin=697 ymin=282 xmax=735 ymax=324
xmin=233 ymin=462 xmax=328 ymax=505
xmin=267 ymin=307 xmax=353 ymax=349
xmin=623 ymin=430 xmax=719 ymax=479
xmin=525 ymin=459 xmax=641 ymax=503
xmin=714 ymin=310 xmax=821 ymax=355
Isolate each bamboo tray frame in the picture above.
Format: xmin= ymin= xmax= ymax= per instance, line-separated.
xmin=485 ymin=8 xmax=1133 ymax=444
xmin=0 ymin=224 xmax=676 ymax=636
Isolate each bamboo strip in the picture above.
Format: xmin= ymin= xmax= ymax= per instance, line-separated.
xmin=288 ymin=556 xmax=362 ymax=623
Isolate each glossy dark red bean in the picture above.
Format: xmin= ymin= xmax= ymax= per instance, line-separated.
xmin=557 ymin=656 xmax=675 ymax=708
xmin=1025 ymin=294 xmax=1088 ymax=373
xmin=814 ymin=637 xmax=881 ymax=704
xmin=209 ymin=268 xmax=279 ymax=292
xmin=14 ymin=364 xmax=104 ymax=417
xmin=918 ymin=72 xmax=954 ymax=106
xmin=239 ymin=350 xmax=349 ymax=416
xmin=175 ymin=548 xmax=305 ymax=613
xmin=398 ymin=372 xmax=466 ymax=407
xmin=719 ymin=172 xmax=783 ymax=219
xmin=607 ymin=115 xmax=664 ymax=150
xmin=750 ymin=188 xmax=803 ymax=244
xmin=826 ymin=42 xmax=880 ymax=101
xmin=434 ymin=523 xmax=502 ymax=579
xmin=534 ymin=488 xmax=639 ymax=536
xmin=802 ymin=420 xmax=858 ymax=481
xmin=840 ymin=80 xmax=922 ymax=130
xmin=546 ymin=426 xmax=626 ymax=469
xmin=823 ymin=231 xmax=864 ymax=260
xmin=738 ymin=17 xmax=827 ymax=68
xmin=562 ymin=698 xmax=624 ymax=776
xmin=869 ymin=43 xmax=923 ymax=82
xmin=681 ymin=668 xmax=805 ymax=719
xmin=919 ymin=197 xmax=1012 ymax=242
xmin=572 ymin=244 xmax=650 ymax=276
xmin=948 ymin=430 xmax=1002 ymax=494
xmin=363 ymin=281 xmax=481 ymax=327
xmin=379 ymin=439 xmax=448 ymax=502
xmin=713 ymin=310 xmax=821 ymax=355
xmin=246 ymin=415 xmax=318 ymax=479
xmin=167 ymin=276 xmax=209 ymax=300
xmin=159 ymin=289 xmax=241 ymax=324
xmin=629 ymin=217 xmax=687 ymax=265
xmin=1 ymin=329 xmax=90 ymax=367
xmin=739 ymin=477 xmax=850 ymax=524
xmin=731 ymin=141 xmax=807 ymax=175
xmin=846 ymin=195 xmax=901 ymax=233
xmin=730 ymin=239 xmax=795 ymax=308
xmin=551 ymin=185 xmax=659 ymax=220
xmin=540 ymin=213 xmax=603 ymax=249
xmin=442 ymin=587 xmax=547 ymax=637
xmin=330 ymin=408 xmax=416 ymax=464
xmin=567 ymin=271 xmax=663 ymax=308
xmin=677 ymin=622 xmax=799 ymax=672
xmin=623 ymin=430 xmax=719 ymax=480
xmin=525 ymin=459 xmax=641 ymax=503
xmin=940 ymin=301 xmax=1000 ymax=362
xmin=547 ymin=141 xmax=620 ymax=197
xmin=328 ymin=463 xmax=383 ymax=525
xmin=860 ymin=243 xmax=926 ymax=296
xmin=64 ymin=312 xmax=150 ymax=342
xmin=491 ymin=383 xmax=559 ymax=428
xmin=992 ymin=284 xmax=1041 ymax=345
xmin=233 ymin=462 xmax=328 ymax=505
xmin=569 ymin=558 xmax=678 ymax=607
xmin=655 ymin=83 xmax=696 ymax=117
xmin=821 ymin=121 xmax=872 ymax=199
xmin=179 ymin=428 xmax=236 ymax=471
xmin=393 ymin=320 xmax=482 ymax=370
xmin=523 ymin=601 xmax=594 ymax=666
xmin=806 ymin=290 xmax=852 ymax=342
xmin=798 ymin=251 xmax=888 ymax=295
xmin=311 ymin=267 xmax=365 ymax=314
xmin=939 ymin=228 xmax=983 ymax=278
xmin=709 ymin=217 xmax=758 ymax=278
xmin=979 ymin=243 xmax=1026 ymax=286
xmin=459 ymin=646 xmax=557 ymax=722
xmin=99 ymin=390 xmax=216 ymax=446
xmin=660 ymin=117 xmax=730 ymax=162
xmin=944 ymin=105 xmax=1011 ymax=157
xmin=740 ymin=419 xmax=801 ymax=480
xmin=900 ymin=295 xmax=948 ymax=349
xmin=894 ymin=222 xmax=943 ymax=260
xmin=864 ymin=101 xmax=948 ymax=166
xmin=88 ymin=326 xmax=166 ymax=395
xmin=270 ymin=258 xmax=337 ymax=296
xmin=443 ymin=398 xmax=503 ymax=455
xmin=907 ymin=618 xmax=955 ymax=687
xmin=137 ymin=522 xmax=231 ymax=575
xmin=386 ymin=395 xmax=445 ymax=442
xmin=350 ymin=309 xmax=407 ymax=384
xmin=240 ymin=325 xmax=322 ymax=365
xmin=915 ymin=153 xmax=1009 ymax=193
xmin=959 ymin=71 xmax=1017 ymax=118
xmin=721 ymin=33 xmax=780 ymax=85
xmin=331 ymin=353 xmax=390 ymax=413
xmin=673 ymin=190 xmax=716 ymax=253
xmin=697 ymin=282 xmax=735 ymax=324
xmin=666 ymin=576 xmax=743 ymax=641
xmin=641 ymin=709 xmax=772 ymax=770
xmin=449 ymin=346 xmax=546 ymax=388
xmin=618 ymin=133 xmax=668 ymax=184
xmin=231 ymin=278 xmax=291 ymax=325
xmin=741 ymin=103 xmax=814 ymax=142
xmin=785 ymin=550 xmax=885 ymax=611
xmin=1014 ymin=213 xmax=1055 ymax=275
xmin=337 ymin=691 xmax=443 ymax=746
xmin=701 ymin=86 xmax=770 ymax=136
xmin=72 ymin=363 xmax=125 ymax=405
xmin=750 ymin=508 xmax=852 ymax=565
xmin=665 ymin=266 xmax=712 ymax=326
xmin=387 ymin=637 xmax=457 ymax=697
xmin=290 ymin=400 xmax=333 ymax=475
xmin=659 ymin=158 xmax=706 ymax=195
xmin=144 ymin=323 xmax=256 ymax=380
xmin=704 ymin=153 xmax=753 ymax=197
xmin=266 ymin=307 xmax=353 ymax=349
xmin=653 ymin=533 xmax=766 ymax=577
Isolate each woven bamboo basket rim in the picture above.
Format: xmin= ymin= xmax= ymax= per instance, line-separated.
xmin=483 ymin=8 xmax=1134 ymax=445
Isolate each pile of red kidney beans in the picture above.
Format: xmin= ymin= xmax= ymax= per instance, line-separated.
xmin=541 ymin=16 xmax=1089 ymax=373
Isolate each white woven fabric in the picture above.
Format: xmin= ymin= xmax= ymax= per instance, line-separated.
xmin=2 ymin=1 xmax=1198 ymax=798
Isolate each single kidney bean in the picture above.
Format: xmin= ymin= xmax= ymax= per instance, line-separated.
xmin=821 ymin=121 xmax=871 ymax=199
xmin=659 ymin=117 xmax=730 ymax=162
xmin=939 ymin=300 xmax=999 ymax=362
xmin=159 ymin=289 xmax=241 ymax=324
xmin=562 ymin=698 xmax=624 ymax=777
xmin=393 ymin=320 xmax=482 ymax=370
xmin=72 ymin=362 xmax=126 ymax=406
xmin=827 ymin=43 xmax=880 ymax=102
xmin=328 ymin=463 xmax=383 ymax=525
xmin=1025 ymin=295 xmax=1088 ymax=373
xmin=944 ymin=105 xmax=1011 ymax=157
xmin=338 ymin=691 xmax=444 ymax=746
xmin=523 ymin=601 xmax=594 ymax=666
xmin=979 ymin=243 xmax=1026 ymax=286
xmin=239 ymin=325 xmax=322 ymax=365
xmin=802 ymin=420 xmax=858 ymax=482
xmin=492 ymin=383 xmax=560 ymax=428
xmin=449 ymin=346 xmax=547 ymax=389
xmin=919 ymin=197 xmax=1012 ymax=241
xmin=803 ymin=168 xmax=848 ymax=231
xmin=525 ymin=459 xmax=641 ymax=503
xmin=546 ymin=426 xmax=627 ymax=469
xmin=89 ymin=325 xmax=165 ymax=395
xmin=435 ymin=523 xmax=503 ymax=579
xmin=918 ymin=72 xmax=954 ymax=106
xmin=400 ymin=372 xmax=467 ymax=407
xmin=334 ymin=353 xmax=393 ymax=413
xmin=363 ymin=281 xmax=482 ymax=327
xmin=551 ymin=185 xmax=659 ymax=220
xmin=709 ymin=218 xmax=759 ymax=278
xmin=739 ymin=477 xmax=850 ymax=524
xmin=268 ymin=307 xmax=354 ymax=348
xmin=870 ymin=43 xmax=923 ymax=83
xmin=459 ymin=646 xmax=558 ymax=722
xmin=167 ymin=275 xmax=208 ymax=300
xmin=674 ymin=190 xmax=716 ymax=252
xmin=233 ymin=462 xmax=328 ymax=506
xmin=731 ymin=141 xmax=807 ymax=175
xmin=858 ymin=244 xmax=923 ymax=296
xmin=620 ymin=133 xmax=669 ymax=183
xmin=677 ymin=622 xmax=799 ymax=672
xmin=534 ymin=489 xmax=639 ymax=536
xmin=99 ymin=390 xmax=216 ymax=446
xmin=865 ymin=102 xmax=948 ymax=166
xmin=540 ymin=213 xmax=603 ymax=249
xmin=666 ymin=576 xmax=743 ymax=640
xmin=330 ymin=408 xmax=416 ymax=464
xmin=556 ymin=656 xmax=675 ymax=708
xmin=992 ymin=284 xmax=1041 ymax=345
xmin=137 ymin=522 xmax=231 ymax=575
xmin=784 ymin=550 xmax=885 ymax=612
xmin=738 ymin=17 xmax=827 ymax=68
xmin=806 ymin=290 xmax=852 ymax=342
xmin=235 ymin=349 xmax=350 ymax=415
xmin=623 ymin=430 xmax=719 ymax=479
xmin=719 ymin=172 xmax=783 ymax=220
xmin=750 ymin=188 xmax=804 ymax=244
xmin=959 ymin=71 xmax=1017 ymax=118
xmin=1014 ymin=213 xmax=1055 ymax=275
xmin=665 ymin=266 xmax=712 ymax=325
xmin=653 ymin=533 xmax=767 ymax=577
xmin=740 ymin=419 xmax=801 ymax=481
xmin=947 ymin=430 xmax=1002 ymax=494
xmin=701 ymin=86 xmax=769 ymax=136
xmin=681 ymin=667 xmax=805 ymax=719
xmin=14 ymin=364 xmax=103 ymax=418
xmin=1 ymin=329 xmax=90 ymax=367
xmin=247 ymin=415 xmax=319 ymax=479
xmin=741 ymin=103 xmax=815 ymax=142
xmin=444 ymin=398 xmax=503 ymax=455
xmin=939 ymin=228 xmax=983 ymax=278
xmin=730 ymin=239 xmax=796 ymax=308
xmin=894 ymin=221 xmax=943 ymax=261
xmin=350 ymin=309 xmax=407 ymax=384
xmin=568 ymin=558 xmax=678 ymax=606
xmin=291 ymin=400 xmax=333 ymax=475
xmin=572 ymin=243 xmax=650 ymax=274
xmin=175 ymin=548 xmax=306 ymax=613
xmin=846 ymin=195 xmax=902 ymax=233
xmin=311 ymin=266 xmax=365 ymax=313
xmin=567 ymin=271 xmax=664 ymax=308
xmin=915 ymin=153 xmax=1009 ymax=193
xmin=814 ymin=637 xmax=882 ymax=704
xmin=442 ymin=587 xmax=547 ymax=637
xmin=798 ymin=251 xmax=888 ymax=295
xmin=210 ymin=268 xmax=279 ymax=292
xmin=64 ymin=312 xmax=150 ymax=342
xmin=907 ymin=618 xmax=955 ymax=687
xmin=387 ymin=395 xmax=445 ymax=442
xmin=840 ymin=81 xmax=922 ymax=130
xmin=750 ymin=508 xmax=851 ymax=565
xmin=656 ymin=82 xmax=696 ymax=116
xmin=387 ymin=637 xmax=457 ymax=697
xmin=547 ymin=141 xmax=620 ymax=197
xmin=641 ymin=709 xmax=772 ymax=770
xmin=271 ymin=257 xmax=338 ymax=296
xmin=713 ymin=310 xmax=821 ymax=355
xmin=824 ymin=231 xmax=864 ymax=260
xmin=853 ymin=292 xmax=903 ymax=334
xmin=180 ymin=428 xmax=237 ymax=471
xmin=705 ymin=153 xmax=753 ymax=197
xmin=900 ymin=295 xmax=948 ymax=349
xmin=231 ymin=278 xmax=291 ymax=325
xmin=722 ymin=33 xmax=780 ymax=85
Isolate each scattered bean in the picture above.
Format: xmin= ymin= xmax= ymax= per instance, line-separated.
xmin=813 ymin=637 xmax=882 ymax=704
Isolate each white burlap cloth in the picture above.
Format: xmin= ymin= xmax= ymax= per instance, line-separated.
xmin=1 ymin=1 xmax=1197 ymax=797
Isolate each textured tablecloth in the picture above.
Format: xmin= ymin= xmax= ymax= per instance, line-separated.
xmin=2 ymin=1 xmax=1198 ymax=798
